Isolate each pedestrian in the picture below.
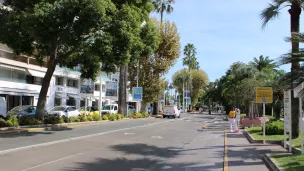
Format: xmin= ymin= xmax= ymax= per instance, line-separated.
xmin=229 ymin=108 xmax=236 ymax=132
xmin=234 ymin=108 xmax=241 ymax=132
xmin=148 ymin=106 xmax=152 ymax=115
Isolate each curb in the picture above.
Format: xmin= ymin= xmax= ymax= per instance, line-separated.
xmin=280 ymin=141 xmax=302 ymax=154
xmin=263 ymin=153 xmax=289 ymax=171
xmin=223 ymin=130 xmax=228 ymax=171
xmin=243 ymin=130 xmax=281 ymax=145
xmin=0 ymin=117 xmax=152 ymax=133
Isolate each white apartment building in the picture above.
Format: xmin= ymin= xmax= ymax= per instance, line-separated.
xmin=0 ymin=44 xmax=136 ymax=113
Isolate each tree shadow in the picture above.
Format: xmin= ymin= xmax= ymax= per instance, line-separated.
xmin=110 ymin=143 xmax=181 ymax=158
xmin=0 ymin=131 xmax=54 ymax=138
xmin=63 ymin=157 xmax=226 ymax=171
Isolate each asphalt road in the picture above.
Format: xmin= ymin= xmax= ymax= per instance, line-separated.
xmin=0 ymin=113 xmax=228 ymax=171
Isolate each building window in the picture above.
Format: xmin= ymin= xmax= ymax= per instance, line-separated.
xmin=55 ymin=98 xmax=61 ymax=106
xmin=102 ymin=84 xmax=105 ymax=92
xmin=67 ymin=79 xmax=78 ymax=88
xmin=26 ymin=75 xmax=34 ymax=84
xmin=56 ymin=77 xmax=63 ymax=85
xmin=66 ymin=97 xmax=76 ymax=106
xmin=95 ymin=84 xmax=100 ymax=91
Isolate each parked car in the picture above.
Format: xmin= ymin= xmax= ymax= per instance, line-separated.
xmin=0 ymin=97 xmax=7 ymax=118
xmin=163 ymin=105 xmax=180 ymax=118
xmin=48 ymin=106 xmax=80 ymax=118
xmin=79 ymin=106 xmax=99 ymax=112
xmin=6 ymin=105 xmax=47 ymax=118
xmin=101 ymin=104 xmax=118 ymax=115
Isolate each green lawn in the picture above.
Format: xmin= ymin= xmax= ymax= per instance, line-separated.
xmin=245 ymin=127 xmax=284 ymax=141
xmin=246 ymin=127 xmax=302 ymax=148
xmin=272 ymin=154 xmax=304 ymax=171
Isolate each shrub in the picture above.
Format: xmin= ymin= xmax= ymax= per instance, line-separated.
xmin=92 ymin=113 xmax=101 ymax=121
xmin=87 ymin=115 xmax=93 ymax=121
xmin=108 ymin=114 xmax=116 ymax=121
xmin=8 ymin=115 xmax=19 ymax=127
xmin=0 ymin=118 xmax=7 ymax=127
xmin=102 ymin=115 xmax=109 ymax=120
xmin=44 ymin=115 xmax=64 ymax=124
xmin=79 ymin=114 xmax=88 ymax=122
xmin=141 ymin=112 xmax=149 ymax=118
xmin=68 ymin=116 xmax=78 ymax=123
xmin=265 ymin=120 xmax=284 ymax=135
xmin=117 ymin=114 xmax=124 ymax=120
xmin=6 ymin=120 xmax=13 ymax=127
xmin=131 ymin=113 xmax=142 ymax=119
xmin=18 ymin=116 xmax=42 ymax=126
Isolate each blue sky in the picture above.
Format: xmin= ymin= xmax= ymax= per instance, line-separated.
xmin=152 ymin=0 xmax=304 ymax=82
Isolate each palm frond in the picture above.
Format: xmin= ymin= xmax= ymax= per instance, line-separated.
xmin=260 ymin=3 xmax=284 ymax=28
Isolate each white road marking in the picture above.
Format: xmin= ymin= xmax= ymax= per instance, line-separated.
xmin=124 ymin=133 xmax=135 ymax=135
xmin=0 ymin=120 xmax=174 ymax=155
xmin=151 ymin=136 xmax=163 ymax=139
xmin=20 ymin=153 xmax=83 ymax=171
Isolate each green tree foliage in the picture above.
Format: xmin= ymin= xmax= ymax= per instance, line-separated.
xmin=183 ymin=43 xmax=199 ymax=71
xmin=172 ymin=69 xmax=208 ymax=105
xmin=249 ymin=55 xmax=277 ymax=71
xmin=261 ymin=0 xmax=304 ymax=138
xmin=0 ymin=0 xmax=117 ymax=119
xmin=152 ymin=0 xmax=175 ymax=23
xmin=129 ymin=19 xmax=180 ymax=113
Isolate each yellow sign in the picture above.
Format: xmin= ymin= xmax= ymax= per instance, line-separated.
xmin=256 ymin=87 xmax=273 ymax=103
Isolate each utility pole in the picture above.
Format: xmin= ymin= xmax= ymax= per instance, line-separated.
xmin=183 ymin=78 xmax=185 ymax=113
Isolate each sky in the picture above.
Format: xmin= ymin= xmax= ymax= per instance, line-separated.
xmin=152 ymin=0 xmax=304 ymax=83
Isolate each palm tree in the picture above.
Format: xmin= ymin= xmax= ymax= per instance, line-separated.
xmin=261 ymin=0 xmax=304 ymax=138
xmin=183 ymin=43 xmax=199 ymax=71
xmin=249 ymin=55 xmax=277 ymax=71
xmin=152 ymin=0 xmax=175 ymax=23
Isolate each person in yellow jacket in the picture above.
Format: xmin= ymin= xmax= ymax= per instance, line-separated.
xmin=229 ymin=108 xmax=236 ymax=132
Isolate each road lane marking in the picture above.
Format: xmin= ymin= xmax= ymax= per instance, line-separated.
xmin=0 ymin=120 xmax=174 ymax=155
xmin=20 ymin=152 xmax=83 ymax=171
xmin=224 ymin=130 xmax=228 ymax=171
xmin=124 ymin=133 xmax=135 ymax=135
xmin=151 ymin=136 xmax=163 ymax=139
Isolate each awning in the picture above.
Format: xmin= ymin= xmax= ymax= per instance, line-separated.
xmin=0 ymin=64 xmax=26 ymax=72
xmin=68 ymin=94 xmax=81 ymax=100
xmin=27 ymin=69 xmax=45 ymax=78
xmin=55 ymin=93 xmax=68 ymax=99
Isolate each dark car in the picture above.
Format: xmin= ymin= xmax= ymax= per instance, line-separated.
xmin=7 ymin=105 xmax=47 ymax=118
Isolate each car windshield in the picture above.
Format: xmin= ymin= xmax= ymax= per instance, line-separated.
xmin=10 ymin=106 xmax=31 ymax=112
xmin=51 ymin=106 xmax=66 ymax=111
xmin=102 ymin=105 xmax=113 ymax=110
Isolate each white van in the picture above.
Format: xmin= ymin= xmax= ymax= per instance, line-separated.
xmin=101 ymin=104 xmax=118 ymax=115
xmin=163 ymin=105 xmax=180 ymax=118
xmin=0 ymin=97 xmax=7 ymax=118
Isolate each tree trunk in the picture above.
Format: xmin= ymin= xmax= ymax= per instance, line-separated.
xmin=118 ymin=64 xmax=128 ymax=116
xmin=289 ymin=4 xmax=301 ymax=138
xmin=36 ymin=54 xmax=57 ymax=120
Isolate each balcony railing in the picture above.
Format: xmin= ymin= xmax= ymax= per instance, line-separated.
xmin=55 ymin=85 xmax=80 ymax=94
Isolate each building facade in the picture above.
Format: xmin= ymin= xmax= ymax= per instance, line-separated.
xmin=0 ymin=44 xmax=137 ymax=113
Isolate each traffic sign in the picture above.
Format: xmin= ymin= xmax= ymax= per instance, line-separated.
xmin=256 ymin=87 xmax=273 ymax=103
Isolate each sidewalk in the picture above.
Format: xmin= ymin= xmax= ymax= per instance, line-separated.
xmin=227 ymin=131 xmax=287 ymax=171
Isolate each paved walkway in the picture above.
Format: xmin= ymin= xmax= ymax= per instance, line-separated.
xmin=227 ymin=131 xmax=287 ymax=171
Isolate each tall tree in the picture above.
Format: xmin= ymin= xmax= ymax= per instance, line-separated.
xmin=108 ymin=0 xmax=155 ymax=115
xmin=0 ymin=0 xmax=116 ymax=119
xmin=152 ymin=0 xmax=175 ymax=23
xmin=261 ymin=0 xmax=304 ymax=138
xmin=183 ymin=43 xmax=199 ymax=71
xmin=250 ymin=55 xmax=277 ymax=71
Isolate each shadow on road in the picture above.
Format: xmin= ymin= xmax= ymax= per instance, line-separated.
xmin=0 ymin=131 xmax=53 ymax=138
xmin=63 ymin=143 xmax=225 ymax=171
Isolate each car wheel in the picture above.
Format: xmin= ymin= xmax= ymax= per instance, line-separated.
xmin=163 ymin=115 xmax=166 ymax=118
xmin=178 ymin=115 xmax=180 ymax=118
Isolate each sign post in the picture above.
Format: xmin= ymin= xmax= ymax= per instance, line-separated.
xmin=283 ymin=90 xmax=292 ymax=152
xmin=256 ymin=87 xmax=273 ymax=144
xmin=294 ymin=82 xmax=304 ymax=154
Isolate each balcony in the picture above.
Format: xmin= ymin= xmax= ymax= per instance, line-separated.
xmin=55 ymin=85 xmax=80 ymax=94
